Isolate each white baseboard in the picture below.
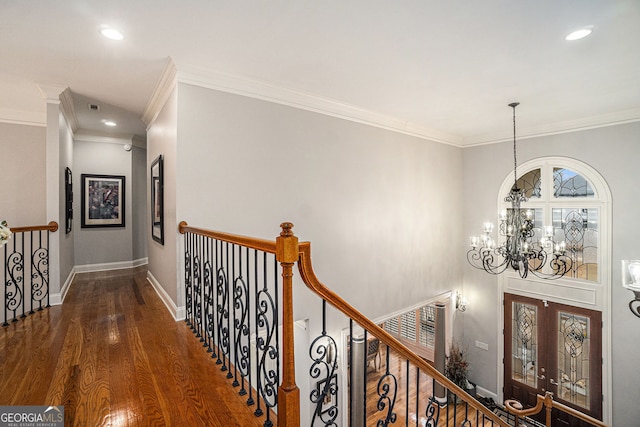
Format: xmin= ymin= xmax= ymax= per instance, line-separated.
xmin=50 ymin=266 xmax=77 ymax=305
xmin=75 ymin=258 xmax=148 ymax=273
xmin=146 ymin=271 xmax=185 ymax=321
xmin=476 ymin=385 xmax=498 ymax=402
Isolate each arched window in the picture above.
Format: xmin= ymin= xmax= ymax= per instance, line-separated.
xmin=499 ymin=157 xmax=610 ymax=285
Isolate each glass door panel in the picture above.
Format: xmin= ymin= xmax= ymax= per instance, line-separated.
xmin=557 ymin=312 xmax=590 ymax=409
xmin=512 ymin=302 xmax=538 ymax=388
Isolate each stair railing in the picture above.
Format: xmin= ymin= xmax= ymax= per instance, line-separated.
xmin=504 ymin=392 xmax=610 ymax=427
xmin=2 ymin=221 xmax=58 ymax=326
xmin=179 ymin=221 xmax=510 ymax=427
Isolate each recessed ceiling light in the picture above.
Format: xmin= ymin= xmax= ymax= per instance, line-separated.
xmin=100 ymin=26 xmax=124 ymax=41
xmin=565 ymin=26 xmax=593 ymax=41
xmin=104 ymin=120 xmax=117 ymax=127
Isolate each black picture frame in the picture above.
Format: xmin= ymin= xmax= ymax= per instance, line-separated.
xmin=81 ymin=174 xmax=126 ymax=228
xmin=151 ymin=155 xmax=164 ymax=244
xmin=65 ymin=167 xmax=73 ymax=234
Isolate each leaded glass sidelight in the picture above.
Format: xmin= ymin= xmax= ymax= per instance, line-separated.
xmin=557 ymin=312 xmax=590 ymax=409
xmin=511 ymin=302 xmax=538 ymax=387
xmin=553 ymin=168 xmax=595 ymax=198
xmin=553 ymin=208 xmax=599 ymax=281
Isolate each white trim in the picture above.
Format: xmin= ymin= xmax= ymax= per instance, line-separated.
xmin=74 ymin=257 xmax=148 ymax=274
xmin=52 ymin=266 xmax=78 ymax=305
xmin=476 ymin=385 xmax=499 ymax=402
xmin=176 ymin=63 xmax=461 ymax=147
xmin=149 ymin=59 xmax=640 ymax=148
xmin=0 ymin=110 xmax=46 ymax=127
xmin=59 ymin=88 xmax=78 ymax=133
xmin=496 ymin=156 xmax=612 ymax=424
xmin=146 ymin=270 xmax=185 ymax=321
xmin=74 ymin=130 xmax=135 ymax=145
xmin=143 ymin=58 xmax=177 ymax=127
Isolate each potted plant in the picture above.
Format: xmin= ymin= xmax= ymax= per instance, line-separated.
xmin=445 ymin=342 xmax=475 ymax=402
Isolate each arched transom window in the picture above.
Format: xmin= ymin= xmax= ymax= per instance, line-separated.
xmin=500 ymin=157 xmax=609 ymax=284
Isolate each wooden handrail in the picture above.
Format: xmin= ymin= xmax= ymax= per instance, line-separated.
xmin=297 ymin=240 xmax=510 ymax=426
xmin=9 ymin=221 xmax=58 ymax=233
xmin=505 ymin=391 xmax=610 ymax=427
xmin=177 ymin=221 xmax=510 ymax=426
xmin=178 ymin=221 xmax=276 ymax=253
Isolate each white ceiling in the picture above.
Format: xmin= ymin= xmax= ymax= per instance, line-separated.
xmin=1 ymin=1 xmax=639 ymax=146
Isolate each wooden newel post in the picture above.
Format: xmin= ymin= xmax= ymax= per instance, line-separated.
xmin=277 ymin=222 xmax=300 ymax=427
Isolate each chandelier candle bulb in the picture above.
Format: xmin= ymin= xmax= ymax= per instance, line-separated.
xmin=483 ymin=222 xmax=494 ymax=233
xmin=544 ymin=225 xmax=553 ymax=237
xmin=628 ymin=262 xmax=640 ymax=286
xmin=499 ymin=210 xmax=507 ymax=221
xmin=470 ymin=236 xmax=479 ymax=248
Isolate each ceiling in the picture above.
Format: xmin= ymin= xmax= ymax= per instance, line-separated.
xmin=1 ymin=1 xmax=639 ymax=146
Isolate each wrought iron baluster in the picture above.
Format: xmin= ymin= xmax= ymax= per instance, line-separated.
xmin=31 ymin=230 xmax=50 ymax=313
xmin=4 ymin=237 xmax=24 ymax=325
xmin=374 ymin=342 xmax=397 ymax=426
xmin=309 ymin=300 xmax=338 ymax=426
xmin=233 ymin=244 xmax=252 ymax=394
xmin=184 ymin=232 xmax=193 ymax=327
xmin=217 ymin=242 xmax=230 ymax=371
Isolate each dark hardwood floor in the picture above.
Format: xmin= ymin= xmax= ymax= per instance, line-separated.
xmin=0 ymin=268 xmax=267 ymax=426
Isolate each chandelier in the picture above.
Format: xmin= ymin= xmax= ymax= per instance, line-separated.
xmin=466 ymin=102 xmax=571 ymax=279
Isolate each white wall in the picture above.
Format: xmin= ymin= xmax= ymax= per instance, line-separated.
xmin=0 ymin=122 xmax=46 ymax=225
xmin=462 ymin=121 xmax=640 ymax=426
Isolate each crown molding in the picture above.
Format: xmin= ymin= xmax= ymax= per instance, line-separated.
xmin=74 ymin=130 xmax=134 ymax=146
xmin=175 ymin=63 xmax=462 ymax=146
xmin=59 ymin=88 xmax=79 ymax=133
xmin=464 ymin=107 xmax=640 ymax=147
xmin=142 ymin=58 xmax=177 ymax=127
xmin=36 ymin=84 xmax=67 ymax=104
xmin=0 ymin=109 xmax=46 ymax=127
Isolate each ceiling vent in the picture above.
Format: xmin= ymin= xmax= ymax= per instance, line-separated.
xmin=88 ymin=103 xmax=101 ymax=112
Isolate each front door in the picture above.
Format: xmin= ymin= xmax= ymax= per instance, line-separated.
xmin=504 ymin=293 xmax=602 ymax=426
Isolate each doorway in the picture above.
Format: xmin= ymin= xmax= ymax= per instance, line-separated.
xmin=504 ymin=293 xmax=602 ymax=426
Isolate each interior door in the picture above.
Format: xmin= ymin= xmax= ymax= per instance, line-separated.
xmin=504 ymin=293 xmax=602 ymax=426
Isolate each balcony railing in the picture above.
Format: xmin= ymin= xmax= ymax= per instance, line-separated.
xmin=179 ymin=220 xmax=513 ymax=427
xmin=2 ymin=221 xmax=58 ymax=326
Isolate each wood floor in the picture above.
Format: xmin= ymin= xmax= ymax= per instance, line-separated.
xmin=0 ymin=268 xmax=268 ymax=427
xmin=364 ymin=346 xmax=503 ymax=426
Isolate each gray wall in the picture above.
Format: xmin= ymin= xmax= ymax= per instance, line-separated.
xmin=174 ymin=82 xmax=464 ymax=321
xmin=462 ymin=121 xmax=640 ymax=425
xmin=73 ymin=138 xmax=135 ymax=266
xmin=147 ymin=87 xmax=178 ymax=305
xmin=58 ymin=111 xmax=75 ymax=289
xmin=132 ymin=144 xmax=148 ymax=260
xmin=0 ymin=122 xmax=46 ymax=225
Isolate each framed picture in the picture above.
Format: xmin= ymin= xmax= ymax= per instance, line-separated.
xmin=151 ymin=155 xmax=164 ymax=244
xmin=65 ymin=167 xmax=73 ymax=234
xmin=81 ymin=174 xmax=125 ymax=228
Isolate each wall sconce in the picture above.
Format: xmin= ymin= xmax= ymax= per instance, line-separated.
xmin=456 ymin=292 xmax=467 ymax=312
xmin=622 ymin=260 xmax=640 ymax=318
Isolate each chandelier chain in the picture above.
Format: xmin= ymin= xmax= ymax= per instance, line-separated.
xmin=510 ymin=102 xmax=519 ymax=187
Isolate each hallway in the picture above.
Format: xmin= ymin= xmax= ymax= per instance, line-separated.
xmin=0 ymin=268 xmax=266 ymax=426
